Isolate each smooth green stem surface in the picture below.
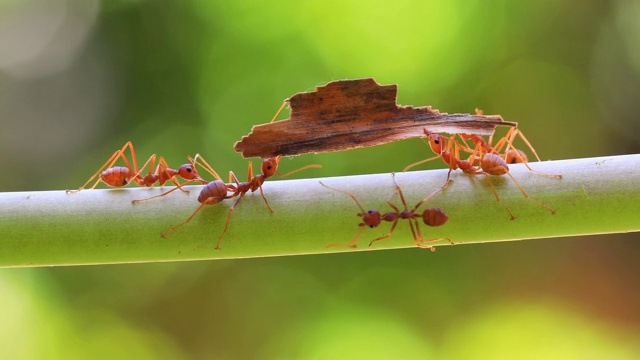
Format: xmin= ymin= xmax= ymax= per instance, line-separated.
xmin=1 ymin=154 xmax=639 ymax=268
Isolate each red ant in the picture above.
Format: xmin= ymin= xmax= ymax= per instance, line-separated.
xmin=142 ymin=154 xmax=234 ymax=248
xmin=459 ymin=109 xmax=562 ymax=175
xmin=407 ymin=129 xmax=556 ymax=220
xmin=156 ymin=154 xmax=320 ymax=250
xmin=457 ymin=133 xmax=561 ymax=179
xmin=67 ymin=141 xmax=205 ymax=193
xmin=130 ymin=154 xmax=223 ymax=204
xmin=406 ymin=117 xmax=561 ymax=179
xmin=320 ymin=173 xmax=452 ymax=250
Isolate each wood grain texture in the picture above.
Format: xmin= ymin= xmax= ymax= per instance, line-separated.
xmin=235 ymin=78 xmax=516 ymax=158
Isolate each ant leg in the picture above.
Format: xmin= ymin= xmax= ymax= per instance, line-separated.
xmin=68 ymin=141 xmax=137 ymax=192
xmin=224 ymin=171 xmax=243 ymax=198
xmin=319 ymin=181 xmax=367 ymax=214
xmin=228 ymin=171 xmax=241 ymax=187
xmin=269 ymin=99 xmax=289 ymax=123
xmin=131 ymin=179 xmax=201 ymax=204
xmin=440 ymin=169 xmax=454 ymax=189
xmin=509 ymin=129 xmax=562 ymax=178
xmin=490 ymin=128 xmax=511 ymax=156
xmin=390 ymin=173 xmax=410 ymax=210
xmin=160 ymin=203 xmax=207 ymax=238
xmin=458 ymin=137 xmax=483 ymax=165
xmin=143 ymin=153 xmax=159 ymax=178
xmin=452 ymin=134 xmax=478 ymax=154
xmin=411 ymin=180 xmax=451 ymax=212
xmin=167 ymin=177 xmax=190 ymax=194
xmin=473 ymin=172 xmax=516 ymax=220
xmin=215 ymin=194 xmax=245 ymax=250
xmin=406 ymin=218 xmax=435 ymax=251
xmin=246 ymin=161 xmax=254 ymax=182
xmin=448 ymin=133 xmax=479 ymax=158
xmin=368 ymin=219 xmax=400 ymax=247
xmin=362 ymin=180 xmax=407 ymax=246
xmin=256 ymin=183 xmax=274 ymax=213
xmin=510 ymin=128 xmax=542 ymax=162
xmin=277 ymin=163 xmax=322 ymax=177
xmin=327 ymin=226 xmax=365 ymax=248
xmin=161 ymin=194 xmax=231 ymax=239
xmin=505 ymin=172 xmax=556 ymax=215
xmin=111 ymin=141 xmax=145 ymax=183
xmin=69 ymin=151 xmax=121 ymax=192
xmin=123 ymin=141 xmax=140 ymax=175
xmin=246 ymin=157 xmax=275 ymax=213
xmin=410 ymin=215 xmax=454 ymax=250
xmin=418 ymin=237 xmax=454 ymax=250
xmin=367 ymin=182 xmax=403 ymax=246
xmin=402 ymin=155 xmax=441 ymax=172
xmin=191 ymin=154 xmax=223 ymax=181
xmin=386 ymin=194 xmax=400 ymax=212
xmin=131 ymin=153 xmax=161 ymax=187
xmin=155 ymin=157 xmax=189 ymax=193
xmin=493 ymin=129 xmax=562 ymax=179
xmin=512 ymin=153 xmax=563 ymax=179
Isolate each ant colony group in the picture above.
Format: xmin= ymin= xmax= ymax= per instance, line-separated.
xmin=68 ymin=109 xmax=561 ymax=251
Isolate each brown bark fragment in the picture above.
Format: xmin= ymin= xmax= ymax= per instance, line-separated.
xmin=235 ymin=78 xmax=516 ymax=158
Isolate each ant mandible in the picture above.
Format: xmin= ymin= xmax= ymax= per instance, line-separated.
xmin=320 ymin=173 xmax=452 ymax=250
xmin=66 ymin=141 xmax=205 ymax=193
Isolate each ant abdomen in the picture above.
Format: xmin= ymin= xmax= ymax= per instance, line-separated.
xmin=100 ymin=166 xmax=133 ymax=187
xmin=198 ymin=180 xmax=228 ymax=205
xmin=422 ymin=208 xmax=449 ymax=227
xmin=480 ymin=153 xmax=509 ymax=176
xmin=505 ymin=149 xmax=528 ymax=164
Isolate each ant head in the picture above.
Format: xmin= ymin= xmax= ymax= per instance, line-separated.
xmin=424 ymin=129 xmax=444 ymax=155
xmin=178 ymin=164 xmax=204 ymax=182
xmin=361 ymin=210 xmax=381 ymax=228
xmin=262 ymin=155 xmax=281 ymax=177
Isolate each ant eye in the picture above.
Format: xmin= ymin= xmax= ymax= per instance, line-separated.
xmin=434 ymin=138 xmax=440 ymax=144
xmin=369 ymin=225 xmax=374 ymax=228
xmin=186 ymin=167 xmax=192 ymax=173
xmin=368 ymin=210 xmax=373 ymax=214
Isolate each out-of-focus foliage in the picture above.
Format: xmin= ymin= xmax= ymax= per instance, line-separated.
xmin=0 ymin=0 xmax=638 ymax=358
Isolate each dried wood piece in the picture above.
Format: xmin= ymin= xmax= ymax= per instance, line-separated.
xmin=234 ymin=78 xmax=516 ymax=158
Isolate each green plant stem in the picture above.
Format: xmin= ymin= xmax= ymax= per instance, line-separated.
xmin=1 ymin=154 xmax=639 ymax=268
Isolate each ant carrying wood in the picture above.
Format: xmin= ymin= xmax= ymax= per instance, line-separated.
xmin=407 ymin=129 xmax=557 ymax=220
xmin=405 ymin=114 xmax=561 ymax=179
xmin=320 ymin=173 xmax=452 ymax=250
xmin=455 ymin=114 xmax=562 ymax=178
xmin=154 ymin=154 xmax=320 ymax=250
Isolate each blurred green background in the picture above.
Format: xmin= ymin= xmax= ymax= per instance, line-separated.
xmin=1 ymin=0 xmax=639 ymax=358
